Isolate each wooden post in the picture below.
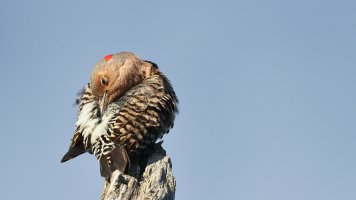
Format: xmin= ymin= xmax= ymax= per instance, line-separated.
xmin=101 ymin=143 xmax=176 ymax=200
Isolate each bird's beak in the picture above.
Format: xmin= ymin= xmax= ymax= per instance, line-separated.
xmin=99 ymin=92 xmax=108 ymax=114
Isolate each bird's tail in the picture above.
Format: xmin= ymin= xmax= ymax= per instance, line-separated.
xmin=99 ymin=144 xmax=130 ymax=180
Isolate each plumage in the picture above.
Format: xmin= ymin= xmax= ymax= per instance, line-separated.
xmin=61 ymin=52 xmax=178 ymax=180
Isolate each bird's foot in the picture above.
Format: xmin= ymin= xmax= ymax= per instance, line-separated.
xmin=108 ymin=170 xmax=122 ymax=191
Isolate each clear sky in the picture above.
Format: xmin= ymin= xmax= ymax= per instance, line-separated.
xmin=0 ymin=0 xmax=355 ymax=199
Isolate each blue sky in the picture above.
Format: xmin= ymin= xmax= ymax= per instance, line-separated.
xmin=0 ymin=0 xmax=355 ymax=199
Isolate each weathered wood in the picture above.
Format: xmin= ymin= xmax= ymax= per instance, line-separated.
xmin=101 ymin=144 xmax=176 ymax=200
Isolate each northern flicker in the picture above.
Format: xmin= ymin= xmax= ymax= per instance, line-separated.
xmin=61 ymin=52 xmax=178 ymax=180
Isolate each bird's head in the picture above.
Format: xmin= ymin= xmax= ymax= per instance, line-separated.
xmin=90 ymin=52 xmax=157 ymax=113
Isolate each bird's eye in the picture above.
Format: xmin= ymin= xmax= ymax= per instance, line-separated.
xmin=101 ymin=77 xmax=108 ymax=85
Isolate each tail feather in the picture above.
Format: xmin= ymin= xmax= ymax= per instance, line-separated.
xmin=99 ymin=144 xmax=130 ymax=180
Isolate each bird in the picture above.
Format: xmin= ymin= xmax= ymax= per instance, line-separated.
xmin=61 ymin=52 xmax=178 ymax=180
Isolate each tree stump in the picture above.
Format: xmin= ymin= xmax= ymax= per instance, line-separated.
xmin=101 ymin=143 xmax=176 ymax=200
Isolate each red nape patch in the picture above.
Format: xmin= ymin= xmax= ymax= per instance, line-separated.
xmin=104 ymin=54 xmax=113 ymax=61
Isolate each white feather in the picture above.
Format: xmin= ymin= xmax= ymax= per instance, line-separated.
xmin=76 ymin=101 xmax=100 ymax=143
xmin=90 ymin=111 xmax=114 ymax=144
